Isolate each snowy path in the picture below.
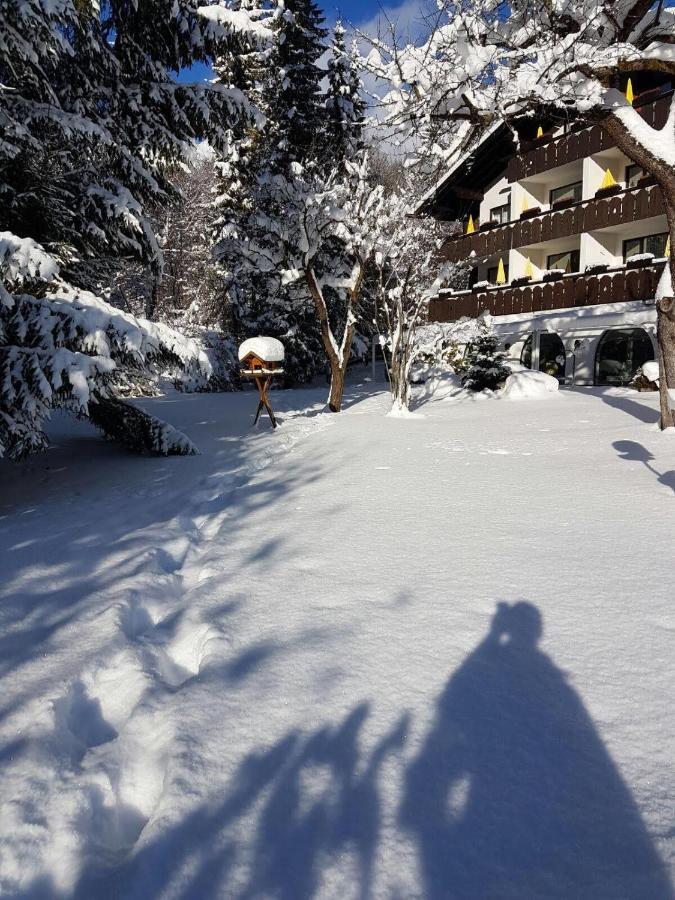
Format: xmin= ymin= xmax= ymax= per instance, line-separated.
xmin=1 ymin=382 xmax=674 ymax=899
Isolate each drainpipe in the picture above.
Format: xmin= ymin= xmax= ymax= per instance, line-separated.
xmin=571 ymin=340 xmax=581 ymax=385
xmin=531 ymin=329 xmax=541 ymax=371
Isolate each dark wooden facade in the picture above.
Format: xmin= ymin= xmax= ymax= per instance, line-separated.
xmin=440 ymin=184 xmax=665 ymax=264
xmin=429 ymin=264 xmax=665 ymax=323
xmin=506 ymin=93 xmax=672 ymax=182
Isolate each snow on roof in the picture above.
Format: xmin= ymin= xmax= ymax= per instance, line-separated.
xmin=238 ymin=336 xmax=285 ymax=362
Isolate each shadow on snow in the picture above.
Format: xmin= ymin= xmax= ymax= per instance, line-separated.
xmin=613 ymin=439 xmax=675 ymax=495
xmin=56 ymin=602 xmax=675 ymax=900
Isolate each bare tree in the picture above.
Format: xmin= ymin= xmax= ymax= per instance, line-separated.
xmin=372 ymin=204 xmax=457 ymax=411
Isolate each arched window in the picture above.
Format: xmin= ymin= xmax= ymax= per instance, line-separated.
xmin=594 ymin=328 xmax=654 ymax=386
xmin=520 ymin=333 xmax=566 ymax=381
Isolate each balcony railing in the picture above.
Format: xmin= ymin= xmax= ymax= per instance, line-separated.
xmin=440 ymin=184 xmax=665 ymax=264
xmin=428 ymin=263 xmax=665 ymax=323
xmin=506 ymin=93 xmax=673 ymax=182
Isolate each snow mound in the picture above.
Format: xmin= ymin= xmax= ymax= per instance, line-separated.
xmin=387 ymin=400 xmax=425 ymax=419
xmin=411 ymin=364 xmax=463 ymax=403
xmin=501 ymin=370 xmax=559 ymax=401
xmin=238 ymin=336 xmax=285 ymax=363
xmin=642 ymin=361 xmax=660 ymax=384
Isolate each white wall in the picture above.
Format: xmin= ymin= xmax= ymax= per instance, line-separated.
xmin=492 ymin=302 xmax=657 ymax=385
xmin=479 ymin=177 xmax=512 ymax=223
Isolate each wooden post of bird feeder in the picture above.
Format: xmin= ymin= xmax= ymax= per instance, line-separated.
xmin=238 ymin=337 xmax=285 ymax=429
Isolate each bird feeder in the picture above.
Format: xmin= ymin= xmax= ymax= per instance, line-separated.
xmin=238 ymin=337 xmax=285 ymax=429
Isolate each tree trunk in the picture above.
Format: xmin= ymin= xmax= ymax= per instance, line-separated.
xmin=305 ymin=267 xmax=357 ymax=413
xmin=326 ymin=318 xmax=356 ymax=411
xmin=599 ymin=111 xmax=675 ymax=427
xmin=655 ymin=180 xmax=675 ymax=429
xmin=657 ymin=297 xmax=675 ymax=429
xmin=146 ymin=275 xmax=161 ymax=321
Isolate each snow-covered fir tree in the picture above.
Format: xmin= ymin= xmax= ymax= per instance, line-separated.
xmin=268 ymin=0 xmax=328 ymax=171
xmin=0 ymin=0 xmax=269 ymax=458
xmin=212 ymin=0 xmax=277 ymax=221
xmin=324 ymin=21 xmax=366 ymax=169
xmin=213 ymin=0 xmax=329 ymax=385
xmin=0 ymin=235 xmax=210 ymax=459
xmin=461 ymin=322 xmax=512 ymax=393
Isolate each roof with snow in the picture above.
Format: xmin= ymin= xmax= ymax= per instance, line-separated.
xmin=415 ymin=124 xmax=516 ymax=222
xmin=238 ymin=337 xmax=285 ymax=363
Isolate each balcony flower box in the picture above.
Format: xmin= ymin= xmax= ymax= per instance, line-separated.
xmin=584 ymin=263 xmax=609 ymax=276
xmin=543 ymin=269 xmax=565 ymax=283
xmin=479 ymin=220 xmax=500 ymax=232
xmin=473 ymin=280 xmax=492 ymax=289
xmin=637 ymin=174 xmax=657 ymax=188
xmin=551 ymin=196 xmax=577 ymax=211
xmin=511 ymin=276 xmax=532 ymax=287
xmin=520 ymin=206 xmax=542 ymax=220
xmin=594 ymin=184 xmax=622 ymax=199
xmin=626 ymin=253 xmax=654 ymax=270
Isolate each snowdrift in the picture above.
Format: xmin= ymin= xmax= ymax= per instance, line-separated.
xmin=500 ymin=370 xmax=559 ymax=401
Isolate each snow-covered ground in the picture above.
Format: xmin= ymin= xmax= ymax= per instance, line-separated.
xmin=1 ymin=377 xmax=674 ymax=899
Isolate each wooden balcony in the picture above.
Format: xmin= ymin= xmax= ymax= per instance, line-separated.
xmin=506 ymin=93 xmax=672 ymax=182
xmin=440 ymin=184 xmax=665 ymax=264
xmin=428 ymin=263 xmax=665 ymax=323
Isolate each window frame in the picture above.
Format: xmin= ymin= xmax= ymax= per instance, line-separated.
xmin=549 ymin=181 xmax=583 ymax=206
xmin=490 ymin=202 xmax=511 ymax=225
xmin=625 ymin=163 xmax=645 ymax=189
xmin=623 ymin=232 xmax=668 ymax=261
xmin=546 ymin=249 xmax=580 ymax=273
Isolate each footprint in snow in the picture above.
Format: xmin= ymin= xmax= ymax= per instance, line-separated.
xmin=119 ymin=594 xmax=155 ymax=641
xmin=54 ymin=681 xmax=118 ymax=762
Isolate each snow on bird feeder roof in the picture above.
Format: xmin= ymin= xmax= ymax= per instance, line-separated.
xmin=238 ymin=336 xmax=285 ymax=364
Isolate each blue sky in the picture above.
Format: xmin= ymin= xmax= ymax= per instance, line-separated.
xmin=320 ymin=0 xmax=387 ymax=23
xmin=179 ymin=0 xmax=416 ymax=82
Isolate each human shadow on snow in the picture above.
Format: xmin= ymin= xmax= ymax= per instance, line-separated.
xmin=40 ymin=603 xmax=673 ymax=900
xmin=401 ymin=601 xmax=673 ymax=900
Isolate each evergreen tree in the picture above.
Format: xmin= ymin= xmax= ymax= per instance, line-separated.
xmin=212 ymin=0 xmax=275 ymax=220
xmin=461 ymin=322 xmax=511 ymax=392
xmin=212 ymin=0 xmax=329 ymax=385
xmin=0 ymin=0 xmax=262 ymax=276
xmin=268 ymin=0 xmax=328 ymax=172
xmin=324 ymin=21 xmax=366 ymax=169
xmin=0 ymin=0 xmax=268 ymax=458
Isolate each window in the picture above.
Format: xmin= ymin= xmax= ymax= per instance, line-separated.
xmin=550 ymin=181 xmax=582 ymax=205
xmin=487 ymin=264 xmax=509 ymax=283
xmin=626 ymin=163 xmax=645 ymax=189
xmin=490 ymin=203 xmax=510 ymax=225
xmin=595 ymin=328 xmax=654 ymax=385
xmin=546 ymin=249 xmax=580 ymax=273
xmin=521 ymin=333 xmax=566 ymax=381
xmin=623 ymin=233 xmax=668 ymax=260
